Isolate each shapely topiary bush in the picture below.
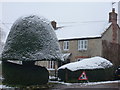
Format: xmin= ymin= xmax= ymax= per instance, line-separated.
xmin=2 ymin=15 xmax=62 ymax=61
xmin=2 ymin=15 xmax=63 ymax=86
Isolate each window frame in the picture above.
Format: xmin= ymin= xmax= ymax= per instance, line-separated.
xmin=63 ymin=41 xmax=69 ymax=51
xmin=78 ymin=40 xmax=88 ymax=51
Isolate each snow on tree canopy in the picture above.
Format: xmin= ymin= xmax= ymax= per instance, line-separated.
xmin=58 ymin=56 xmax=113 ymax=71
xmin=2 ymin=15 xmax=63 ymax=61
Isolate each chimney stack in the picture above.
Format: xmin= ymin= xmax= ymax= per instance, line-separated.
xmin=51 ymin=21 xmax=57 ymax=30
xmin=109 ymin=8 xmax=117 ymax=24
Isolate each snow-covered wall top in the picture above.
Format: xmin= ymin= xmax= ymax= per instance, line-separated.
xmin=2 ymin=15 xmax=63 ymax=61
xmin=58 ymin=56 xmax=113 ymax=71
xmin=55 ymin=22 xmax=111 ymax=40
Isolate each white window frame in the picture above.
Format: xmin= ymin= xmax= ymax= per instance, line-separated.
xmin=63 ymin=41 xmax=69 ymax=51
xmin=78 ymin=40 xmax=88 ymax=51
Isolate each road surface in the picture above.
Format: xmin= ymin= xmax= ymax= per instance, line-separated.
xmin=49 ymin=80 xmax=120 ymax=90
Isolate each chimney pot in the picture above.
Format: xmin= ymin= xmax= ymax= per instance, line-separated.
xmin=109 ymin=8 xmax=117 ymax=24
xmin=51 ymin=21 xmax=57 ymax=30
xmin=112 ymin=8 xmax=115 ymax=12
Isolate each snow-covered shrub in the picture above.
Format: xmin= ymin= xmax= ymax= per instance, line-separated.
xmin=2 ymin=15 xmax=63 ymax=61
xmin=1 ymin=15 xmax=63 ymax=86
xmin=58 ymin=57 xmax=114 ymax=82
xmin=58 ymin=68 xmax=114 ymax=82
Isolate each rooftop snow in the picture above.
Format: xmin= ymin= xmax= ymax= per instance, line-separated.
xmin=55 ymin=21 xmax=111 ymax=40
xmin=58 ymin=56 xmax=113 ymax=71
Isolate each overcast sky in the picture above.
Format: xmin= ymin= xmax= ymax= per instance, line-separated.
xmin=0 ymin=2 xmax=119 ymax=42
xmin=2 ymin=2 xmax=118 ymax=22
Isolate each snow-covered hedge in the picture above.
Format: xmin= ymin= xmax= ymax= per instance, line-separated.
xmin=58 ymin=57 xmax=114 ymax=82
xmin=58 ymin=56 xmax=113 ymax=71
xmin=2 ymin=15 xmax=63 ymax=61
xmin=58 ymin=68 xmax=114 ymax=82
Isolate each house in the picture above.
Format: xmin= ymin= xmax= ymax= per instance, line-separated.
xmin=118 ymin=1 xmax=120 ymax=26
xmin=53 ymin=8 xmax=120 ymax=68
xmin=37 ymin=8 xmax=120 ymax=72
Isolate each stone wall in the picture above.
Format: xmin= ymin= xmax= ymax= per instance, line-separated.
xmin=118 ymin=1 xmax=120 ymax=26
xmin=102 ymin=40 xmax=120 ymax=68
xmin=59 ymin=38 xmax=102 ymax=62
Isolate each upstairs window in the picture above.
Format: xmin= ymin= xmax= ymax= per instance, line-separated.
xmin=63 ymin=41 xmax=69 ymax=51
xmin=78 ymin=40 xmax=88 ymax=51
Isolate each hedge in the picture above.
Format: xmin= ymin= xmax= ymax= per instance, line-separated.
xmin=58 ymin=67 xmax=114 ymax=82
xmin=2 ymin=61 xmax=49 ymax=87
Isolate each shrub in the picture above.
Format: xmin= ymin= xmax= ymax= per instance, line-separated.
xmin=58 ymin=67 xmax=114 ymax=82
xmin=2 ymin=61 xmax=49 ymax=87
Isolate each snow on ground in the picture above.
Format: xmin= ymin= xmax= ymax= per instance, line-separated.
xmin=49 ymin=81 xmax=73 ymax=86
xmin=58 ymin=56 xmax=113 ymax=71
xmin=0 ymin=85 xmax=12 ymax=89
xmin=1 ymin=80 xmax=120 ymax=89
xmin=85 ymin=80 xmax=120 ymax=86
xmin=49 ymin=76 xmax=57 ymax=80
xmin=49 ymin=80 xmax=120 ymax=86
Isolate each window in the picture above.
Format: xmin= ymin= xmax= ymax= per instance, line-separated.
xmin=78 ymin=40 xmax=88 ymax=50
xmin=63 ymin=41 xmax=69 ymax=51
xmin=48 ymin=61 xmax=55 ymax=69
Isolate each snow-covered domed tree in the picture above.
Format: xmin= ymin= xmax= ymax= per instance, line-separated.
xmin=2 ymin=15 xmax=63 ymax=86
xmin=2 ymin=15 xmax=63 ymax=62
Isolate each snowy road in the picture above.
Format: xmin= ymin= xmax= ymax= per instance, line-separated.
xmin=49 ymin=80 xmax=120 ymax=90
xmin=1 ymin=80 xmax=120 ymax=90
